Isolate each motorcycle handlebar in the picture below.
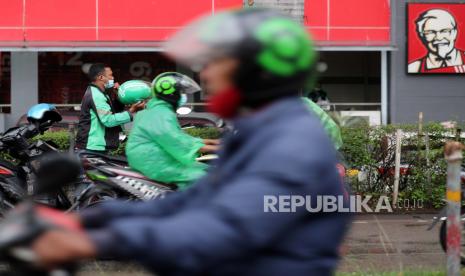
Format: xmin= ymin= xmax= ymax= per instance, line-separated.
xmin=21 ymin=125 xmax=37 ymax=139
xmin=0 ymin=120 xmax=53 ymax=141
xmin=24 ymin=121 xmax=53 ymax=139
xmin=0 ymin=205 xmax=77 ymax=275
xmin=0 ymin=121 xmax=54 ymax=155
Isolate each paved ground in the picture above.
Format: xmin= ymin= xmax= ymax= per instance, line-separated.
xmin=338 ymin=213 xmax=447 ymax=273
xmin=79 ymin=262 xmax=150 ymax=276
xmin=76 ymin=213 xmax=450 ymax=275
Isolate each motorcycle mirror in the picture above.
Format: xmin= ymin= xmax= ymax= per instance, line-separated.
xmin=34 ymin=153 xmax=81 ymax=196
xmin=176 ymin=106 xmax=192 ymax=115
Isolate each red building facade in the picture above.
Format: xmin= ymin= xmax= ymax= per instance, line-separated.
xmin=0 ymin=0 xmax=390 ymax=45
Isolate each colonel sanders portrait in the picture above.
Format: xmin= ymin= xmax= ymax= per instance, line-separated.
xmin=408 ymin=9 xmax=465 ymax=73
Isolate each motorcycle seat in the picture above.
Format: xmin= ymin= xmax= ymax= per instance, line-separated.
xmin=102 ymin=166 xmax=178 ymax=190
xmin=79 ymin=150 xmax=127 ymax=164
xmin=102 ymin=166 xmax=147 ymax=179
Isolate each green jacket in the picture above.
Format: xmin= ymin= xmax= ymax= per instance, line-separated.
xmin=302 ymin=98 xmax=343 ymax=150
xmin=125 ymin=98 xmax=207 ymax=189
xmin=76 ymin=85 xmax=132 ymax=151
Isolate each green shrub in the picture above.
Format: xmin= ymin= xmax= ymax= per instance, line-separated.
xmin=0 ymin=152 xmax=18 ymax=165
xmin=32 ymin=130 xmax=71 ymax=151
xmin=340 ymin=122 xmax=451 ymax=208
xmin=184 ymin=127 xmax=222 ymax=139
xmin=112 ymin=142 xmax=126 ymax=156
xmin=29 ymin=123 xmax=455 ymax=208
xmin=31 ymin=127 xmax=222 ymax=156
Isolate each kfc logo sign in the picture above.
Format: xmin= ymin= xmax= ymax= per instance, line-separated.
xmin=408 ymin=3 xmax=465 ymax=74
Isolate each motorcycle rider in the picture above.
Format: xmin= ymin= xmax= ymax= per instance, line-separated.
xmin=125 ymin=72 xmax=219 ymax=189
xmin=29 ymin=9 xmax=350 ymax=275
xmin=302 ymin=97 xmax=343 ymax=150
xmin=75 ymin=63 xmax=144 ymax=152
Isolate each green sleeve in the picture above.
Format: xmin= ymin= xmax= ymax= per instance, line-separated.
xmin=148 ymin=108 xmax=205 ymax=165
xmin=91 ymin=88 xmax=131 ymax=128
xmin=302 ymin=98 xmax=343 ymax=150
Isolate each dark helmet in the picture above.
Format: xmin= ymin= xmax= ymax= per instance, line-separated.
xmin=151 ymin=72 xmax=201 ymax=108
xmin=166 ymin=8 xmax=318 ymax=107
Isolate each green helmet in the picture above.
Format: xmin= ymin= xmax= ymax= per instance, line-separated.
xmin=151 ymin=72 xmax=201 ymax=108
xmin=166 ymin=9 xmax=318 ymax=106
xmin=118 ymin=80 xmax=152 ymax=105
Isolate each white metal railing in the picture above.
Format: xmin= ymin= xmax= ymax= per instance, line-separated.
xmin=330 ymin=103 xmax=381 ymax=106
xmin=0 ymin=102 xmax=383 ymax=113
xmin=0 ymin=104 xmax=10 ymax=113
xmin=54 ymin=104 xmax=80 ymax=107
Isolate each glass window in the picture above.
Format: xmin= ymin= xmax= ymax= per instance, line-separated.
xmin=38 ymin=52 xmax=176 ymax=105
xmin=315 ymin=51 xmax=382 ymax=126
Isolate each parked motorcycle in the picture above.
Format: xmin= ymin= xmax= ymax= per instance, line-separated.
xmin=0 ymin=104 xmax=81 ymax=214
xmin=80 ymin=153 xmax=218 ymax=205
xmin=0 ymin=102 xmax=221 ymax=212
xmin=0 ymin=153 xmax=81 ymax=276
xmin=0 ymin=104 xmax=110 ymax=215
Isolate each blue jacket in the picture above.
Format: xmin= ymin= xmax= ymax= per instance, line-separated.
xmin=82 ymin=97 xmax=351 ymax=276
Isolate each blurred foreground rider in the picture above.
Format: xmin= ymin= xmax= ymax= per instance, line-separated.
xmin=29 ymin=9 xmax=351 ymax=275
xmin=75 ymin=63 xmax=144 ymax=152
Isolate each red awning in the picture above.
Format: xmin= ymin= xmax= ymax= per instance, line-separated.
xmin=0 ymin=0 xmax=391 ymax=48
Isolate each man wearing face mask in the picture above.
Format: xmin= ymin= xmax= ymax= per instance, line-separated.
xmin=76 ymin=63 xmax=145 ymax=152
xmin=125 ymin=72 xmax=219 ymax=190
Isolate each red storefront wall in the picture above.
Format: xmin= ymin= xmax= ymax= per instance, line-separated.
xmin=0 ymin=0 xmax=390 ymax=45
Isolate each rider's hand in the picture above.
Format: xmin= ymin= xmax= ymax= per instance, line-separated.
xmin=199 ymin=144 xmax=220 ymax=154
xmin=28 ymin=207 xmax=96 ymax=268
xmin=36 ymin=206 xmax=82 ymax=232
xmin=203 ymin=139 xmax=221 ymax=146
xmin=32 ymin=229 xmax=96 ymax=269
xmin=129 ymin=101 xmax=146 ymax=114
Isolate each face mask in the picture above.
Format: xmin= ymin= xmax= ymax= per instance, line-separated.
xmin=206 ymin=87 xmax=242 ymax=119
xmin=178 ymin=94 xmax=188 ymax=107
xmin=105 ymin=79 xmax=115 ymax=89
